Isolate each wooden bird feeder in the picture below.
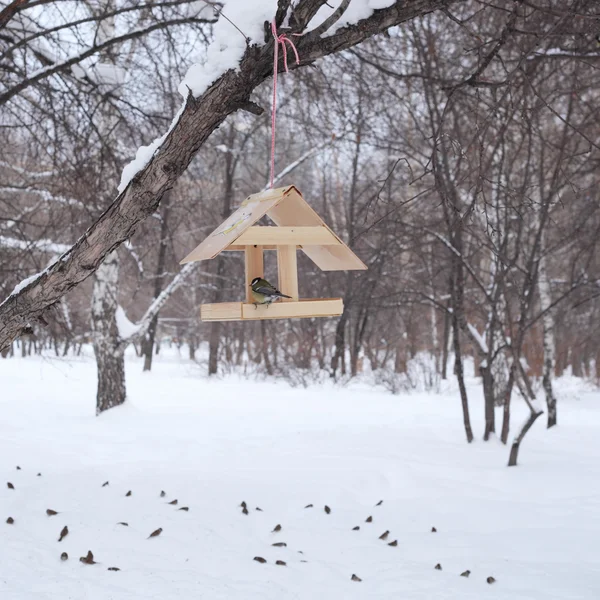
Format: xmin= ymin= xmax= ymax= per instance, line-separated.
xmin=180 ymin=185 xmax=367 ymax=321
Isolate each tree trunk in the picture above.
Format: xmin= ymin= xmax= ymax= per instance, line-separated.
xmin=441 ymin=303 xmax=451 ymax=379
xmin=508 ymin=405 xmax=543 ymax=466
xmin=208 ymin=319 xmax=222 ymax=375
xmin=507 ymin=364 xmax=544 ymax=465
xmin=330 ymin=311 xmax=348 ymax=378
xmin=481 ymin=363 xmax=496 ymax=440
xmin=91 ymin=251 xmax=126 ymax=415
xmin=452 ymin=313 xmax=474 ymax=443
xmin=261 ymin=321 xmax=273 ymax=376
xmin=142 ymin=314 xmax=159 ymax=371
xmin=539 ymin=252 xmax=557 ymax=427
xmin=500 ymin=364 xmax=516 ymax=444
xmin=142 ymin=196 xmax=171 ymax=372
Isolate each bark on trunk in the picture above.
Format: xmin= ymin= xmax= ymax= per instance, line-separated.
xmin=481 ymin=363 xmax=496 ymax=440
xmin=507 ymin=364 xmax=544 ymax=465
xmin=452 ymin=313 xmax=474 ymax=443
xmin=95 ymin=346 xmax=126 ymax=414
xmin=91 ymin=251 xmax=126 ymax=415
xmin=330 ymin=311 xmax=348 ymax=379
xmin=500 ymin=364 xmax=516 ymax=444
xmin=539 ymin=252 xmax=557 ymax=427
xmin=508 ymin=405 xmax=543 ymax=466
xmin=142 ymin=314 xmax=159 ymax=371
xmin=441 ymin=303 xmax=451 ymax=379
xmin=208 ymin=319 xmax=222 ymax=375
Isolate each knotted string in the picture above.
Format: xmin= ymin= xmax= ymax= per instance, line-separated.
xmin=270 ymin=20 xmax=300 ymax=188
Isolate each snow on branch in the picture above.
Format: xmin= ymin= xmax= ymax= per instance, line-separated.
xmin=467 ymin=322 xmax=488 ymax=354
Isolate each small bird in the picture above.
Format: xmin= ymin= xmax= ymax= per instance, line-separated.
xmin=351 ymin=574 xmax=362 ymax=582
xmin=79 ymin=551 xmax=96 ymax=565
xmin=148 ymin=527 xmax=162 ymax=538
xmin=324 ymin=505 xmax=331 ymax=514
xmin=117 ymin=522 xmax=129 ymax=526
xmin=272 ymin=524 xmax=281 ymax=532
xmin=6 ymin=517 xmax=14 ymax=524
xmin=388 ymin=540 xmax=398 ymax=547
xmin=379 ymin=530 xmax=389 ymax=540
xmin=108 ymin=567 xmax=120 ymax=571
xmin=240 ymin=501 xmax=247 ymax=509
xmin=365 ymin=516 xmax=373 ymax=523
xmin=275 ymin=560 xmax=287 ymax=566
xmin=58 ymin=526 xmax=69 ymax=542
xmin=460 ymin=570 xmax=471 ymax=578
xmin=37 ymin=473 xmax=42 ymax=477
xmin=431 ymin=527 xmax=437 ymax=532
xmin=242 ymin=506 xmax=249 ymax=515
xmin=255 ymin=507 xmax=263 ymax=512
xmin=7 ymin=482 xmax=14 ymax=490
xmin=375 ymin=500 xmax=383 ymax=506
xmin=178 ymin=507 xmax=189 ymax=512
xmin=250 ymin=277 xmax=291 ymax=307
xmin=46 ymin=509 xmax=58 ymax=516
xmin=487 ymin=576 xmax=496 ymax=584
xmin=352 ymin=526 xmax=360 ymax=531
xmin=304 ymin=504 xmax=313 ymax=509
xmin=434 ymin=563 xmax=442 ymax=570
xmin=60 ymin=552 xmax=68 ymax=561
xmin=160 ymin=490 xmax=166 ymax=497
xmin=168 ymin=499 xmax=178 ymax=505
xmin=272 ymin=542 xmax=287 ymax=547
xmin=102 ymin=481 xmax=109 ymax=487
xmin=125 ymin=491 xmax=132 ymax=497
xmin=16 ymin=466 xmax=21 ymax=470
xmin=254 ymin=556 xmax=267 ymax=564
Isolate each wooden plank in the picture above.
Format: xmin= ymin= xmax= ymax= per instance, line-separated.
xmin=266 ymin=188 xmax=367 ymax=271
xmin=241 ymin=298 xmax=343 ymax=320
xmin=200 ymin=298 xmax=344 ymax=321
xmin=235 ymin=226 xmax=341 ymax=246
xmin=277 ymin=245 xmax=298 ymax=302
xmin=179 ymin=186 xmax=296 ymax=264
xmin=223 ymin=245 xmax=280 ymax=251
xmin=244 ymin=245 xmax=264 ymax=303
xmin=201 ymin=302 xmax=242 ymax=321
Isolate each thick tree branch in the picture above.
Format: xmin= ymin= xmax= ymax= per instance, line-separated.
xmin=0 ymin=0 xmax=30 ymax=30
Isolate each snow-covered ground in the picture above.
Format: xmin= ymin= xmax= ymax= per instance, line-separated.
xmin=1 ymin=350 xmax=599 ymax=599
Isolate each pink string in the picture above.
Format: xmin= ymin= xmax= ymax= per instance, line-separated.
xmin=270 ymin=20 xmax=300 ymax=188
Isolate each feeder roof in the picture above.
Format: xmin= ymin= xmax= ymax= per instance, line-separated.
xmin=180 ymin=185 xmax=366 ymax=271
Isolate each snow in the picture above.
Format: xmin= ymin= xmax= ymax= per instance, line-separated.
xmin=467 ymin=322 xmax=489 ymax=354
xmin=6 ymin=270 xmax=45 ymax=297
xmin=1 ymin=350 xmax=600 ymax=599
xmin=117 ymin=101 xmax=186 ymax=192
xmin=115 ymin=306 xmax=141 ymax=340
xmin=178 ymin=0 xmax=276 ymax=99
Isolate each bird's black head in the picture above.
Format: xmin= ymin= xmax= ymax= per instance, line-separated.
xmin=250 ymin=277 xmax=262 ymax=286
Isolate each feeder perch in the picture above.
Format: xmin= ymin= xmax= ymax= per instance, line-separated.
xmin=180 ymin=186 xmax=367 ymax=321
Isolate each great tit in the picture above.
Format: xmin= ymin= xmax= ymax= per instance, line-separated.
xmin=250 ymin=277 xmax=291 ymax=307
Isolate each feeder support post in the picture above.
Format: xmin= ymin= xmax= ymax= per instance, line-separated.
xmin=245 ymin=245 xmax=264 ymax=303
xmin=277 ymin=245 xmax=299 ymax=302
